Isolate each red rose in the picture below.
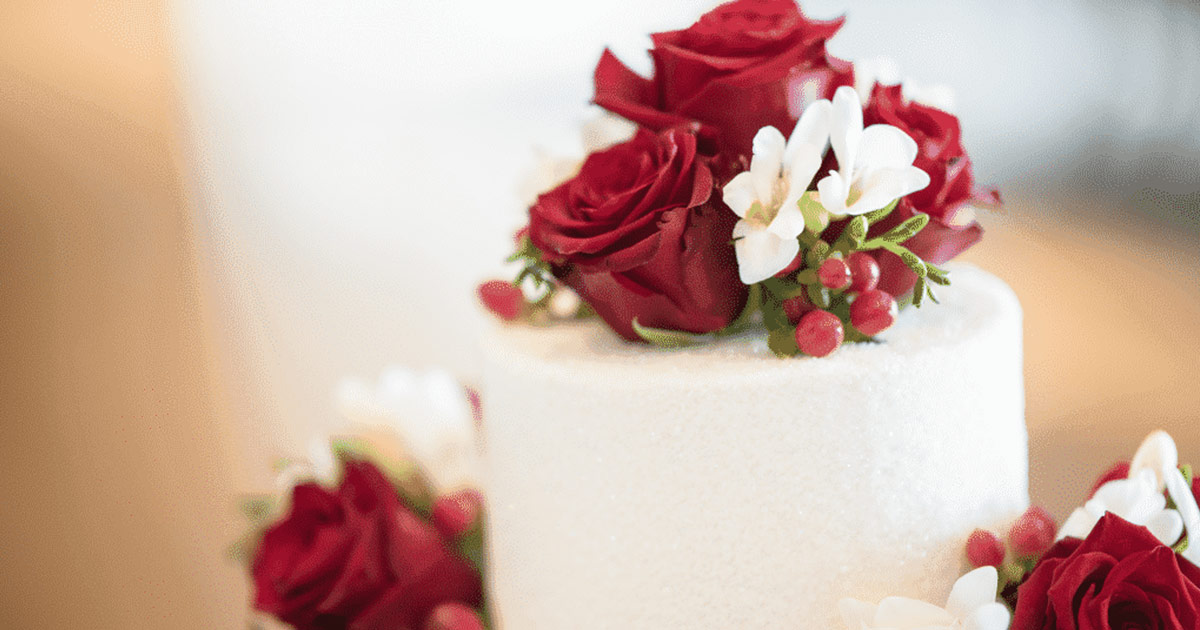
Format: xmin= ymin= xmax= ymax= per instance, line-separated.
xmin=593 ymin=0 xmax=852 ymax=158
xmin=860 ymin=84 xmax=997 ymax=296
xmin=252 ymin=460 xmax=482 ymax=630
xmin=1012 ymin=513 xmax=1200 ymax=630
xmin=528 ymin=127 xmax=746 ymax=341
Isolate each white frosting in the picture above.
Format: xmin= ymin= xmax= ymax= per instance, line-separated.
xmin=480 ymin=265 xmax=1028 ymax=630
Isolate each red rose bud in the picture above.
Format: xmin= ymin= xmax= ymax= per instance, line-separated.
xmin=432 ymin=489 xmax=484 ymax=541
xmin=781 ymin=292 xmax=814 ymax=324
xmin=794 ymin=310 xmax=844 ymax=358
xmin=478 ymin=280 xmax=524 ymax=321
xmin=849 ymin=290 xmax=898 ymax=337
xmin=1008 ymin=506 xmax=1057 ymax=557
xmin=1089 ymin=461 xmax=1130 ymax=498
xmin=817 ymin=258 xmax=852 ymax=290
xmin=846 ymin=252 xmax=881 ymax=293
xmin=424 ymin=603 xmax=485 ymax=630
xmin=966 ymin=529 xmax=1006 ymax=568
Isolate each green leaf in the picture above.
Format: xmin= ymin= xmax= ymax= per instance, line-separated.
xmin=631 ymin=319 xmax=711 ymax=349
xmin=847 ymin=215 xmax=869 ymax=245
xmin=767 ymin=327 xmax=800 ymax=357
xmin=926 ymin=265 xmax=951 ymax=286
xmin=1183 ymin=464 xmax=1195 ymax=487
xmin=795 ymin=269 xmax=819 ymax=285
xmin=898 ymin=250 xmax=928 ymax=278
xmin=863 ymin=198 xmax=900 ymax=224
xmin=913 ymin=276 xmax=927 ymax=308
xmin=456 ymin=518 xmax=487 ymax=573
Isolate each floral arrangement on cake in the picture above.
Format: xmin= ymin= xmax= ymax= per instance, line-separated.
xmin=478 ymin=0 xmax=999 ymax=358
xmin=234 ymin=364 xmax=1200 ymax=630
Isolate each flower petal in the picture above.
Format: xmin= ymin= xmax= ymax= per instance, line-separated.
xmin=1146 ymin=508 xmax=1185 ymax=546
xmin=1130 ymin=430 xmax=1180 ymax=491
xmin=785 ymin=99 xmax=832 ymax=166
xmin=722 ymin=172 xmax=759 ymax=219
xmin=842 ymin=167 xmax=927 ymax=216
xmin=733 ymin=220 xmax=801 ymax=285
xmin=946 ymin=567 xmax=999 ymax=620
xmin=830 ymin=86 xmax=863 ymax=179
xmin=750 ymin=126 xmax=787 ymax=202
xmin=962 ymin=602 xmax=1012 ymax=630
xmin=873 ymin=596 xmax=955 ymax=627
xmin=816 ymin=171 xmax=849 ymax=216
xmin=1058 ymin=507 xmax=1099 ymax=540
xmin=856 ymin=124 xmax=919 ymax=176
xmin=838 ymin=598 xmax=876 ymax=628
xmin=767 ymin=199 xmax=806 ymax=241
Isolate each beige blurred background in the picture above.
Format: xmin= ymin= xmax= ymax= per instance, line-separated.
xmin=2 ymin=1 xmax=1199 ymax=629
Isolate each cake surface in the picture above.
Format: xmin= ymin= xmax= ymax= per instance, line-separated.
xmin=480 ymin=264 xmax=1028 ymax=629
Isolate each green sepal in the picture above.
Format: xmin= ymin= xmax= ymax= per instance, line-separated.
xmin=795 ymin=269 xmax=819 ymax=285
xmin=1175 ymin=535 xmax=1190 ymax=555
xmin=871 ymin=212 xmax=929 ymax=245
xmin=798 ymin=192 xmax=830 ymax=235
xmin=806 ymin=283 xmax=830 ymax=309
xmin=926 ymin=265 xmax=951 ymax=286
xmin=913 ymin=276 xmax=928 ymax=308
xmin=1183 ymin=464 xmax=1195 ymax=487
xmin=863 ymin=198 xmax=900 ymax=225
xmin=846 ymin=215 xmax=869 ymax=247
xmin=631 ymin=319 xmax=711 ymax=349
xmin=720 ymin=284 xmax=761 ymax=336
xmin=239 ymin=495 xmax=275 ymax=523
xmin=804 ymin=239 xmax=831 ymax=268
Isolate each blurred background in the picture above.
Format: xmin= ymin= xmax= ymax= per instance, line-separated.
xmin=2 ymin=0 xmax=1199 ymax=627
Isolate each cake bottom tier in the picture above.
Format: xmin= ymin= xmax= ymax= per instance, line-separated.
xmin=480 ymin=265 xmax=1029 ymax=629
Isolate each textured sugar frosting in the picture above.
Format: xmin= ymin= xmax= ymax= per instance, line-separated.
xmin=480 ymin=264 xmax=1028 ymax=630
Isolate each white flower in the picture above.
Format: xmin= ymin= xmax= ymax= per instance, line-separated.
xmin=1058 ymin=468 xmax=1184 ymax=546
xmin=722 ymin=100 xmax=833 ymax=284
xmin=816 ymin=86 xmax=930 ymax=218
xmin=518 ymin=110 xmax=637 ymax=206
xmin=336 ymin=367 xmax=480 ymax=492
xmin=1058 ymin=431 xmax=1200 ymax=554
xmin=840 ymin=566 xmax=1010 ymax=630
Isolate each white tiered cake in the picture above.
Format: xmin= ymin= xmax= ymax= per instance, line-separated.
xmin=480 ymin=265 xmax=1028 ymax=629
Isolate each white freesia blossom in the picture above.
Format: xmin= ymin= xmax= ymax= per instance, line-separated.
xmin=336 ymin=366 xmax=480 ymax=492
xmin=1058 ymin=431 xmax=1200 ymax=555
xmin=722 ymin=100 xmax=832 ymax=284
xmin=817 ymin=86 xmax=930 ymax=217
xmin=854 ymin=56 xmax=957 ymax=113
xmin=840 ymin=566 xmax=1010 ymax=630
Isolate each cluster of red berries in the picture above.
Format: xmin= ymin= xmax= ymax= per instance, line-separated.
xmin=966 ymin=506 xmax=1058 ymax=575
xmin=787 ymin=252 xmax=899 ymax=358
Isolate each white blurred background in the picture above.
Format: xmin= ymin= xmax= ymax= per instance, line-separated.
xmin=2 ymin=1 xmax=1200 ymax=628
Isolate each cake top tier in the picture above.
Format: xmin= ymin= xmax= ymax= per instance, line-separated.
xmin=479 ymin=0 xmax=1002 ymax=360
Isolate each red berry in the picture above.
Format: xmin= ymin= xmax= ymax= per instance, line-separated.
xmin=774 ymin=252 xmax=804 ymax=278
xmin=781 ymin=292 xmax=814 ymax=323
xmin=966 ymin=529 xmax=1006 ymax=567
xmin=794 ymin=310 xmax=844 ymax=358
xmin=478 ymin=280 xmax=524 ymax=321
xmin=1089 ymin=461 xmax=1130 ymax=498
xmin=432 ymin=488 xmax=483 ymax=540
xmin=1008 ymin=506 xmax=1057 ymax=557
xmin=424 ymin=603 xmax=485 ymax=630
xmin=847 ymin=252 xmax=881 ymax=293
xmin=850 ymin=290 xmax=898 ymax=336
xmin=817 ymin=258 xmax=852 ymax=290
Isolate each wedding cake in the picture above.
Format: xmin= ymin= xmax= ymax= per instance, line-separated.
xmin=473 ymin=0 xmax=1024 ymax=627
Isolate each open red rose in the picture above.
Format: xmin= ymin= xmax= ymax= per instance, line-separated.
xmin=252 ymin=460 xmax=482 ymax=630
xmin=528 ymin=127 xmax=746 ymax=341
xmin=1013 ymin=513 xmax=1200 ymax=630
xmin=861 ymin=84 xmax=996 ymax=296
xmin=594 ymin=0 xmax=852 ymax=159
